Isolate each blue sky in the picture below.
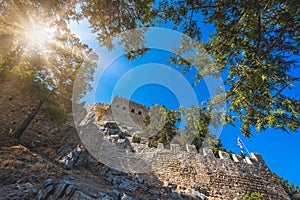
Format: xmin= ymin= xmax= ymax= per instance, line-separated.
xmin=69 ymin=17 xmax=300 ymax=187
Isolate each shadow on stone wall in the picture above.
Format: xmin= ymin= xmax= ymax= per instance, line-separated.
xmin=71 ymin=100 xmax=290 ymax=200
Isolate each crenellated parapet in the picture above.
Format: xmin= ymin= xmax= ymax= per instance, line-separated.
xmin=131 ymin=142 xmax=290 ymax=199
xmin=85 ymin=97 xmax=290 ymax=200
xmin=136 ymin=143 xmax=268 ymax=174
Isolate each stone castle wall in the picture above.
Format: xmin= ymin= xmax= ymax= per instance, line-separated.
xmin=97 ymin=96 xmax=149 ymax=131
xmin=0 ymin=79 xmax=290 ymax=199
xmin=132 ymin=143 xmax=289 ymax=199
xmin=89 ymin=97 xmax=290 ymax=199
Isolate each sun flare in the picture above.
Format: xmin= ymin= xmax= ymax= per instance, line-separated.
xmin=22 ymin=20 xmax=55 ymax=51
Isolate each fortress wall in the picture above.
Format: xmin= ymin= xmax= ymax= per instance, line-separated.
xmin=1 ymin=78 xmax=290 ymax=199
xmin=135 ymin=143 xmax=289 ymax=199
xmin=99 ymin=96 xmax=149 ymax=131
xmin=85 ymin=97 xmax=290 ymax=199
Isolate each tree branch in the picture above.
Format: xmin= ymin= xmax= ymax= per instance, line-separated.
xmin=260 ymin=24 xmax=289 ymax=59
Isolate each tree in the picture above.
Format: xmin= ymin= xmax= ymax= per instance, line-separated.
xmin=274 ymin=174 xmax=300 ymax=200
xmin=169 ymin=106 xmax=227 ymax=154
xmin=142 ymin=105 xmax=181 ymax=147
xmin=142 ymin=105 xmax=226 ymax=153
xmin=157 ymin=0 xmax=300 ymax=136
xmin=180 ymin=106 xmax=211 ymax=149
xmin=76 ymin=0 xmax=155 ymax=54
xmin=0 ymin=0 xmax=97 ymax=139
xmin=75 ymin=0 xmax=299 ymax=136
xmin=2 ymin=0 xmax=299 ymax=139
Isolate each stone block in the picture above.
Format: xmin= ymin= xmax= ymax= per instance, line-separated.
xmin=219 ymin=151 xmax=231 ymax=161
xmin=202 ymin=148 xmax=214 ymax=158
xmin=232 ymin=154 xmax=243 ymax=163
xmin=157 ymin=143 xmax=164 ymax=150
xmin=170 ymin=144 xmax=180 ymax=153
xmin=186 ymin=145 xmax=197 ymax=153
xmin=245 ymin=156 xmax=253 ymax=165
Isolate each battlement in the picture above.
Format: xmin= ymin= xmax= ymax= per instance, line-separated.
xmin=158 ymin=143 xmax=259 ymax=165
xmin=131 ymin=142 xmax=268 ymax=173
xmin=130 ymin=142 xmax=289 ymax=199
xmin=0 ymin=78 xmax=290 ymax=199
xmin=82 ymin=97 xmax=290 ymax=199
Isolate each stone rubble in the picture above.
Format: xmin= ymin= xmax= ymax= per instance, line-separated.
xmin=37 ymin=176 xmax=212 ymax=200
xmin=56 ymin=117 xmax=290 ymax=199
xmin=57 ymin=144 xmax=98 ymax=169
xmin=0 ymin=78 xmax=291 ymax=200
xmin=0 ymin=182 xmax=39 ymax=199
xmin=55 ymin=138 xmax=213 ymax=200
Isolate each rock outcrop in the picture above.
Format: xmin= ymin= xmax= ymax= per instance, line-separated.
xmin=0 ymin=79 xmax=291 ymax=200
xmin=70 ymin=101 xmax=290 ymax=200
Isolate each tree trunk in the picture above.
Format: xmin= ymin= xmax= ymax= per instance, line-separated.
xmin=13 ymin=100 xmax=44 ymax=140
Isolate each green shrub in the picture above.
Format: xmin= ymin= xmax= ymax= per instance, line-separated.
xmin=242 ymin=192 xmax=263 ymax=200
xmin=132 ymin=135 xmax=141 ymax=143
xmin=42 ymin=105 xmax=68 ymax=125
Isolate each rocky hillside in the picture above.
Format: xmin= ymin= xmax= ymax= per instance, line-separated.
xmin=0 ymin=123 xmax=219 ymax=200
xmin=0 ymin=80 xmax=223 ymax=200
xmin=0 ymin=80 xmax=290 ymax=200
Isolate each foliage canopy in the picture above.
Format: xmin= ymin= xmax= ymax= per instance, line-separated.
xmin=85 ymin=0 xmax=299 ymax=136
xmin=1 ymin=0 xmax=299 ymax=137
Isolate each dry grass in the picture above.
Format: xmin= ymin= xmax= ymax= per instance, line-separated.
xmin=0 ymin=159 xmax=24 ymax=169
xmin=0 ymin=144 xmax=67 ymax=188
xmin=96 ymin=107 xmax=107 ymax=120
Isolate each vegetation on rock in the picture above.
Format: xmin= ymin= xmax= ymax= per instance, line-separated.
xmin=242 ymin=192 xmax=263 ymax=200
xmin=0 ymin=0 xmax=299 ymax=197
xmin=275 ymin=174 xmax=300 ymax=200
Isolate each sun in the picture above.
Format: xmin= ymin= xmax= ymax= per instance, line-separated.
xmin=22 ymin=19 xmax=55 ymax=51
